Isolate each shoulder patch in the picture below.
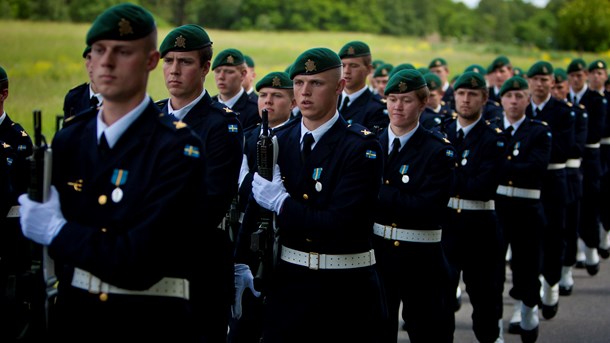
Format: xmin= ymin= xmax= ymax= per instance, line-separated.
xmin=565 ymin=101 xmax=573 ymax=107
xmin=158 ymin=112 xmax=188 ymax=130
xmin=347 ymin=123 xmax=376 ymax=139
xmin=155 ymin=99 xmax=168 ymax=109
xmin=579 ymin=104 xmax=586 ymax=110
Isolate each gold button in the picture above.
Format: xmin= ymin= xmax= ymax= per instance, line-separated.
xmin=394 ymin=241 xmax=400 ymax=247
xmin=508 ymin=180 xmax=513 ymax=186
xmin=507 ymin=156 xmax=512 ymax=160
xmin=99 ymin=293 xmax=108 ymax=302
xmin=391 ymin=223 xmax=397 ymax=227
xmin=306 ymin=238 xmax=312 ymax=243
xmin=303 ymin=194 xmax=309 ymax=200
xmin=98 ymin=195 xmax=107 ymax=205
xmin=101 ymin=227 xmax=107 ymax=233
xmin=384 ymin=180 xmax=389 ymax=184
xmin=457 ymin=208 xmax=462 ymax=214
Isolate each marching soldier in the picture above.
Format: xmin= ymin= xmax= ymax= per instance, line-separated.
xmin=496 ymin=76 xmax=552 ymax=343
xmin=337 ymin=40 xmax=388 ymax=134
xmin=373 ymin=69 xmax=456 ymax=343
xmin=487 ymin=55 xmax=514 ymax=103
xmin=18 ymin=4 xmax=222 ymax=341
xmin=464 ymin=64 xmax=504 ymax=122
xmin=156 ymin=24 xmax=244 ymax=342
xmin=234 ymin=47 xmax=386 ymax=342
xmin=420 ymin=72 xmax=452 ymax=132
xmin=373 ymin=63 xmax=394 ymax=100
xmin=568 ymin=58 xmax=606 ymax=276
xmin=429 ymin=57 xmax=455 ymax=110
xmin=243 ymin=55 xmax=258 ymax=101
xmin=442 ymin=71 xmax=507 ymax=343
xmin=63 ymin=46 xmax=102 ymax=120
xmin=212 ymin=48 xmax=260 ymax=130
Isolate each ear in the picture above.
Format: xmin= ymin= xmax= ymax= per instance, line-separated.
xmin=336 ymin=78 xmax=346 ymax=95
xmin=147 ymin=50 xmax=160 ymax=71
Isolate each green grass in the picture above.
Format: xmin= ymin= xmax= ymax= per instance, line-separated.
xmin=1 ymin=19 xmax=607 ymax=140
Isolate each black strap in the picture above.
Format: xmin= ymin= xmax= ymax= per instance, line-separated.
xmin=339 ymin=96 xmax=349 ymax=112
xmin=301 ymin=132 xmax=314 ymax=162
xmin=454 ymin=128 xmax=464 ymax=146
xmin=388 ymin=137 xmax=401 ymax=163
xmin=99 ymin=133 xmax=110 ymax=158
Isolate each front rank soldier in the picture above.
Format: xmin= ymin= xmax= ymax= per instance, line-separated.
xmin=18 ymin=4 xmax=221 ymax=341
xmin=568 ymin=58 xmax=606 ymax=276
xmin=212 ymin=48 xmax=260 ymax=130
xmin=551 ymin=67 xmax=588 ymax=296
xmin=157 ymin=24 xmax=244 ymax=342
xmin=63 ymin=46 xmax=103 ymax=120
xmin=337 ymin=41 xmax=388 ymax=134
xmin=429 ymin=57 xmax=455 ymax=110
xmin=442 ymin=71 xmax=507 ymax=343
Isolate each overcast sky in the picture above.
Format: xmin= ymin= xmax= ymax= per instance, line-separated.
xmin=456 ymin=0 xmax=549 ymax=8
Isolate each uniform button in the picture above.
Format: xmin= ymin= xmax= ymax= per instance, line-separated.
xmin=384 ymin=180 xmax=389 ymax=185
xmin=303 ymin=194 xmax=309 ymax=200
xmin=508 ymin=180 xmax=513 ymax=186
xmin=101 ymin=227 xmax=108 ymax=233
xmin=99 ymin=293 xmax=108 ymax=302
xmin=98 ymin=195 xmax=107 ymax=205
xmin=394 ymin=241 xmax=400 ymax=247
xmin=391 ymin=223 xmax=397 ymax=227
xmin=306 ymin=238 xmax=312 ymax=243
xmin=457 ymin=208 xmax=462 ymax=214
xmin=507 ymin=156 xmax=512 ymax=160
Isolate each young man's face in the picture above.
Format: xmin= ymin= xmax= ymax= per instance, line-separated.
xmin=455 ymin=88 xmax=487 ymax=121
xmin=341 ymin=56 xmax=371 ymax=92
xmin=501 ymin=89 xmax=530 ymax=121
xmin=214 ymin=65 xmax=246 ymax=99
xmin=293 ymin=68 xmax=343 ymax=124
xmin=528 ymin=74 xmax=554 ymax=99
xmin=568 ymin=70 xmax=588 ymax=92
xmin=258 ymin=87 xmax=295 ymax=127
xmin=163 ymin=50 xmax=208 ymax=101
xmin=387 ymin=91 xmax=426 ymax=132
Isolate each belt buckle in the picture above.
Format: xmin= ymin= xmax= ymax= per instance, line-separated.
xmin=384 ymin=226 xmax=394 ymax=240
xmin=308 ymin=252 xmax=320 ymax=270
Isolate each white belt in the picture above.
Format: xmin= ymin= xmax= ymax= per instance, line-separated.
xmin=601 ymin=137 xmax=610 ymax=145
xmin=496 ymin=185 xmax=541 ymax=199
xmin=447 ymin=197 xmax=495 ymax=211
xmin=586 ymin=143 xmax=601 ymax=149
xmin=280 ymin=246 xmax=375 ymax=270
xmin=547 ymin=163 xmax=566 ymax=170
xmin=71 ymin=268 xmax=190 ymax=300
xmin=373 ymin=223 xmax=441 ymax=243
xmin=566 ymin=159 xmax=582 ymax=168
xmin=6 ymin=205 xmax=20 ymax=218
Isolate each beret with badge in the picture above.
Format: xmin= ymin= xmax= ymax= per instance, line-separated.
xmin=567 ymin=58 xmax=587 ymax=74
xmin=338 ymin=41 xmax=371 ymax=59
xmin=417 ymin=67 xmax=430 ymax=75
xmin=289 ymin=47 xmax=342 ymax=79
xmin=374 ymin=63 xmax=394 ymax=78
xmin=554 ymin=68 xmax=568 ymax=83
xmin=527 ymin=61 xmax=554 ymax=78
xmin=86 ymin=3 xmax=156 ymax=46
xmin=0 ymin=65 xmax=8 ymax=82
xmin=255 ymin=71 xmax=293 ymax=92
xmin=212 ymin=48 xmax=245 ymax=70
xmin=453 ymin=71 xmax=486 ymax=91
xmin=500 ymin=76 xmax=528 ymax=97
xmin=372 ymin=59 xmax=385 ymax=70
xmin=488 ymin=55 xmax=511 ymax=73
xmin=464 ymin=64 xmax=486 ymax=76
xmin=388 ymin=63 xmax=416 ymax=78
xmin=588 ymin=59 xmax=607 ymax=72
xmin=384 ymin=69 xmax=426 ymax=96
xmin=159 ymin=24 xmax=212 ymax=58
xmin=429 ymin=57 xmax=447 ymax=69
xmin=423 ymin=72 xmax=442 ymax=91
xmin=244 ymin=55 xmax=255 ymax=68
xmin=513 ymin=67 xmax=525 ymax=77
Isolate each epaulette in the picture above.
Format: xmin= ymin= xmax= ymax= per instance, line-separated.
xmin=380 ymin=98 xmax=387 ymax=104
xmin=484 ymin=119 xmax=503 ymax=134
xmin=493 ymin=101 xmax=501 ymax=107
xmin=371 ymin=95 xmax=386 ymax=106
xmin=155 ymin=99 xmax=168 ymax=109
xmin=10 ymin=122 xmax=30 ymax=138
xmin=347 ymin=123 xmax=377 ymax=139
xmin=1 ymin=140 xmax=12 ymax=150
xmin=427 ymin=128 xmax=452 ymax=145
xmin=68 ymin=82 xmax=88 ymax=92
xmin=531 ymin=119 xmax=548 ymax=127
xmin=63 ymin=107 xmax=97 ymax=127
xmin=157 ymin=112 xmax=189 ymax=131
xmin=441 ymin=100 xmax=446 ymax=106
xmin=579 ymin=104 xmax=586 ymax=110
xmin=211 ymin=101 xmax=239 ymax=118
xmin=565 ymin=101 xmax=574 ymax=107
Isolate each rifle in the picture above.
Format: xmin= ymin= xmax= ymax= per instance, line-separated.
xmin=250 ymin=109 xmax=279 ymax=292
xmin=26 ymin=109 xmax=56 ymax=331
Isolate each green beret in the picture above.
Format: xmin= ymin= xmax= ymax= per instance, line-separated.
xmin=255 ymin=71 xmax=293 ymax=92
xmin=338 ymin=41 xmax=371 ymax=59
xmin=588 ymin=59 xmax=607 ymax=71
xmin=384 ymin=69 xmax=426 ymax=96
xmin=373 ymin=63 xmax=393 ymax=78
xmin=527 ymin=61 xmax=553 ymax=77
xmin=82 ymin=45 xmax=91 ymax=58
xmin=513 ymin=67 xmax=524 ymax=77
xmin=159 ymin=24 xmax=212 ymax=58
xmin=388 ymin=63 xmax=416 ymax=78
xmin=554 ymin=68 xmax=568 ymax=83
xmin=429 ymin=57 xmax=447 ymax=69
xmin=0 ymin=66 xmax=7 ymax=82
xmin=453 ymin=71 xmax=486 ymax=91
xmin=289 ymin=47 xmax=342 ymax=79
xmin=567 ymin=58 xmax=587 ymax=74
xmin=464 ymin=64 xmax=486 ymax=75
xmin=500 ymin=76 xmax=528 ymax=97
xmin=86 ymin=3 xmax=156 ymax=46
xmin=284 ymin=63 xmax=293 ymax=74
xmin=244 ymin=55 xmax=255 ymax=68
xmin=423 ymin=72 xmax=442 ymax=91
xmin=489 ymin=55 xmax=511 ymax=72
xmin=451 ymin=74 xmax=461 ymax=83
xmin=212 ymin=48 xmax=245 ymax=70
xmin=417 ymin=67 xmax=430 ymax=75
xmin=372 ymin=59 xmax=385 ymax=70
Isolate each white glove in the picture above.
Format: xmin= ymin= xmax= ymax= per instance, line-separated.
xmin=238 ymin=154 xmax=250 ymax=188
xmin=18 ymin=186 xmax=67 ymax=246
xmin=252 ymin=164 xmax=289 ymax=213
xmin=232 ymin=263 xmax=261 ymax=319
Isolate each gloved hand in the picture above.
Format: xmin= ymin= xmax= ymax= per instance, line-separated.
xmin=18 ymin=186 xmax=67 ymax=245
xmin=238 ymin=154 xmax=249 ymax=189
xmin=252 ymin=164 xmax=289 ymax=213
xmin=232 ymin=263 xmax=261 ymax=319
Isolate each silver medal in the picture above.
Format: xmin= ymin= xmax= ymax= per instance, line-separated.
xmin=402 ymin=175 xmax=409 ymax=183
xmin=111 ymin=187 xmax=123 ymax=203
xmin=513 ymin=149 xmax=519 ymax=156
xmin=315 ymin=181 xmax=322 ymax=192
xmin=461 ymin=158 xmax=468 ymax=166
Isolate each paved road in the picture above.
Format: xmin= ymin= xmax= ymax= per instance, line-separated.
xmin=398 ymin=257 xmax=610 ymax=342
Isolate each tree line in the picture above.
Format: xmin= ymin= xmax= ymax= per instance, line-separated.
xmin=2 ymin=0 xmax=608 ymax=52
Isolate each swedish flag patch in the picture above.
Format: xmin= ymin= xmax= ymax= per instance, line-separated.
xmin=183 ymin=145 xmax=200 ymax=158
xmin=228 ymin=124 xmax=239 ymax=133
xmin=497 ymin=141 xmax=505 ymax=147
xmin=365 ymin=150 xmax=377 ymax=159
xmin=446 ymin=149 xmax=454 ymax=157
